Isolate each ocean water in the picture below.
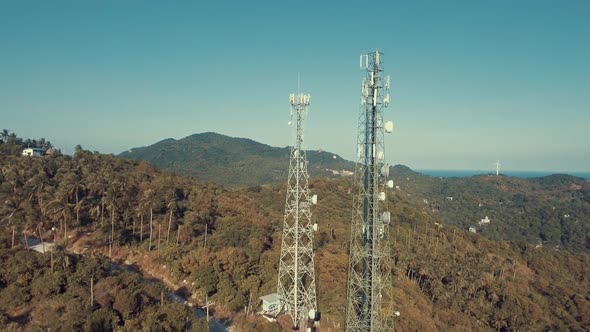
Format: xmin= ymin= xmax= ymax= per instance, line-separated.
xmin=416 ymin=169 xmax=590 ymax=180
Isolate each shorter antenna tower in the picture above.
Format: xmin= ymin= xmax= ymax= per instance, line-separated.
xmin=277 ymin=92 xmax=320 ymax=331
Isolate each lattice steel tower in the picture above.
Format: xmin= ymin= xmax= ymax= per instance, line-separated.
xmin=346 ymin=51 xmax=395 ymax=332
xmin=277 ymin=93 xmax=320 ymax=331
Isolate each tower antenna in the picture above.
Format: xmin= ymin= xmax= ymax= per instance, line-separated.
xmin=495 ymin=160 xmax=500 ymax=176
xmin=346 ymin=50 xmax=396 ymax=331
xmin=277 ymin=91 xmax=320 ymax=330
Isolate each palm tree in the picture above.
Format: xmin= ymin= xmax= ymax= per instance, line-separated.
xmin=140 ymin=187 xmax=161 ymax=252
xmin=72 ymin=180 xmax=85 ymax=227
xmin=108 ymin=177 xmax=131 ymax=251
xmin=7 ymin=132 xmax=18 ymax=145
xmin=51 ymin=245 xmax=70 ymax=271
xmin=135 ymin=198 xmax=148 ymax=243
xmin=0 ymin=196 xmax=26 ymax=248
xmin=24 ymin=167 xmax=53 ymax=231
xmin=166 ymin=190 xmax=178 ymax=245
xmin=144 ymin=189 xmax=156 ymax=251
xmin=43 ymin=189 xmax=73 ymax=241
xmin=59 ymin=172 xmax=85 ymax=227
xmin=0 ymin=129 xmax=9 ymax=143
xmin=37 ymin=137 xmax=47 ymax=149
xmin=103 ymin=184 xmax=121 ymax=256
xmin=85 ymin=168 xmax=111 ymax=227
xmin=1 ymin=162 xmax=29 ymax=247
xmin=109 ymin=202 xmax=115 ymax=257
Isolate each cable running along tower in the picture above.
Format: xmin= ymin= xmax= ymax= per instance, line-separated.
xmin=277 ymin=93 xmax=320 ymax=331
xmin=346 ymin=51 xmax=395 ymax=332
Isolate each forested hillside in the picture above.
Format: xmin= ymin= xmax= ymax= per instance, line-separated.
xmin=119 ymin=132 xmax=354 ymax=187
xmin=390 ymin=165 xmax=590 ymax=253
xmin=118 ymin=132 xmax=590 ymax=254
xmin=0 ymin=249 xmax=207 ymax=331
xmin=1 ymin=134 xmax=589 ymax=331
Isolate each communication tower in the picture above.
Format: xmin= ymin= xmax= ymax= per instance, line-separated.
xmin=277 ymin=92 xmax=320 ymax=331
xmin=346 ymin=51 xmax=396 ymax=332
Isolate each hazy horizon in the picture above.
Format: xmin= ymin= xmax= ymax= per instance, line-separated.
xmin=2 ymin=1 xmax=589 ymax=172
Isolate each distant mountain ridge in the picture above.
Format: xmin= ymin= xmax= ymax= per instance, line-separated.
xmin=119 ymin=132 xmax=589 ymax=252
xmin=119 ymin=132 xmax=356 ymax=187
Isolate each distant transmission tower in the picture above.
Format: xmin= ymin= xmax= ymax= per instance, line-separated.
xmin=277 ymin=92 xmax=320 ymax=331
xmin=346 ymin=51 xmax=395 ymax=332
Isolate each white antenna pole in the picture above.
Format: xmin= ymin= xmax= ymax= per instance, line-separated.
xmin=495 ymin=160 xmax=500 ymax=176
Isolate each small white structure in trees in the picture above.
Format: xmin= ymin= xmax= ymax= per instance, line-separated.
xmin=326 ymin=169 xmax=354 ymax=177
xmin=478 ymin=216 xmax=490 ymax=226
xmin=259 ymin=293 xmax=281 ymax=316
xmin=468 ymin=226 xmax=477 ymax=233
xmin=22 ymin=237 xmax=54 ymax=253
xmin=30 ymin=242 xmax=55 ymax=253
xmin=22 ymin=148 xmax=45 ymax=156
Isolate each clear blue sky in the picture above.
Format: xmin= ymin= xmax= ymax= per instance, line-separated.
xmin=1 ymin=1 xmax=589 ymax=172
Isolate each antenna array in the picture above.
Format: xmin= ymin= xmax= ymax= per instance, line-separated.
xmin=277 ymin=93 xmax=320 ymax=331
xmin=346 ymin=51 xmax=395 ymax=332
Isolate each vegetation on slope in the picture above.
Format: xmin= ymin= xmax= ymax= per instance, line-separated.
xmin=117 ymin=132 xmax=590 ymax=253
xmin=390 ymin=166 xmax=590 ymax=253
xmin=118 ymin=132 xmax=354 ymax=187
xmin=0 ymin=245 xmax=207 ymax=331
xmin=0 ymin=134 xmax=283 ymax=330
xmin=1 ymin=132 xmax=589 ymax=331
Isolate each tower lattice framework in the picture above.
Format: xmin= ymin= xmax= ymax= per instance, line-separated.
xmin=277 ymin=93 xmax=318 ymax=331
xmin=346 ymin=51 xmax=395 ymax=332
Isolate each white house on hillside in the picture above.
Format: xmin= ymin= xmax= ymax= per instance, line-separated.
xmin=22 ymin=148 xmax=45 ymax=156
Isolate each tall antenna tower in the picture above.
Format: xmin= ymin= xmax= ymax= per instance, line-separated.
xmin=495 ymin=160 xmax=500 ymax=176
xmin=277 ymin=92 xmax=320 ymax=331
xmin=346 ymin=51 xmax=395 ymax=332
